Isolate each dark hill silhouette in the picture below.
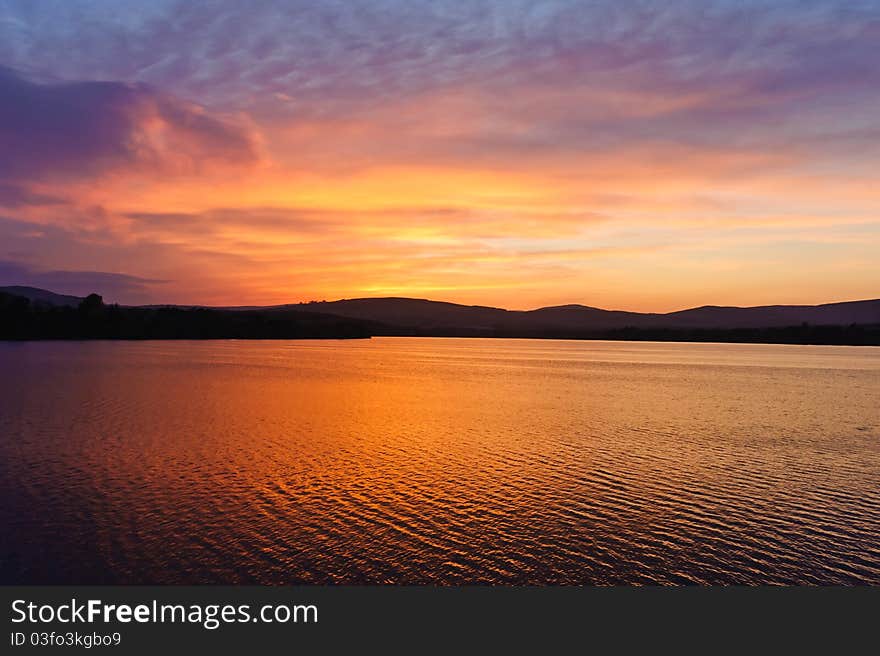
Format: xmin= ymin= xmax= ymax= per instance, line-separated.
xmin=2 ymin=287 xmax=878 ymax=344
xmin=0 ymin=286 xmax=83 ymax=307
xmin=291 ymin=296 xmax=880 ymax=334
xmin=659 ymin=300 xmax=880 ymax=328
xmin=0 ymin=290 xmax=371 ymax=340
xmin=280 ymin=298 xmax=514 ymax=333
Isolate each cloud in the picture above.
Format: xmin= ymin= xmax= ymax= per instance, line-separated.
xmin=0 ymin=65 xmax=260 ymax=183
xmin=0 ymin=1 xmax=878 ymax=310
xmin=3 ymin=2 xmax=878 ymax=114
xmin=0 ymin=259 xmax=166 ymax=302
xmin=2 ymin=2 xmax=878 ymax=177
xmin=0 ymin=182 xmax=65 ymax=208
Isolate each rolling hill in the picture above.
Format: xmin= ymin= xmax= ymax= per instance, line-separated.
xmin=290 ymin=297 xmax=880 ymax=335
xmin=2 ymin=286 xmax=878 ymax=342
xmin=0 ymin=286 xmax=83 ymax=307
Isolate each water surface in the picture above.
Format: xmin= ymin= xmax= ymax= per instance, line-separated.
xmin=1 ymin=338 xmax=879 ymax=584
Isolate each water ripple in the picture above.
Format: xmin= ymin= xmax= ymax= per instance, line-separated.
xmin=1 ymin=338 xmax=878 ymax=584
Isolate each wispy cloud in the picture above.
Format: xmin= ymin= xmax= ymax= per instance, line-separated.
xmin=0 ymin=66 xmax=260 ymax=183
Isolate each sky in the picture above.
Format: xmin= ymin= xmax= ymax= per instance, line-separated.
xmin=0 ymin=0 xmax=878 ymax=311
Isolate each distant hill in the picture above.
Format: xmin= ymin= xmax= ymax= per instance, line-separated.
xmin=659 ymin=300 xmax=880 ymax=329
xmin=279 ymin=298 xmax=515 ymax=333
xmin=1 ymin=287 xmax=878 ymax=343
xmin=291 ymin=296 xmax=880 ymax=335
xmin=0 ymin=286 xmax=83 ymax=307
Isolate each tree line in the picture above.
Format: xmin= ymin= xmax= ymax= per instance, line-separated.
xmin=0 ymin=292 xmax=373 ymax=340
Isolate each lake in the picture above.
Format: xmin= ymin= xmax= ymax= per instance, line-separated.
xmin=1 ymin=338 xmax=879 ymax=584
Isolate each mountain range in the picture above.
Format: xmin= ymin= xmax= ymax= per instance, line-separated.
xmin=3 ymin=285 xmax=879 ymax=341
xmin=287 ymin=297 xmax=880 ymax=335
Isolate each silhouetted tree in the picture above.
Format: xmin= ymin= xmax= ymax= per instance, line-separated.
xmin=79 ymin=293 xmax=104 ymax=313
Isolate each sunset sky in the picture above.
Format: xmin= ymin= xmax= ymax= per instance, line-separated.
xmin=0 ymin=0 xmax=878 ymax=311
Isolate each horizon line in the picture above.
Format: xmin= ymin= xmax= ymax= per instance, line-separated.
xmin=3 ymin=285 xmax=878 ymax=316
